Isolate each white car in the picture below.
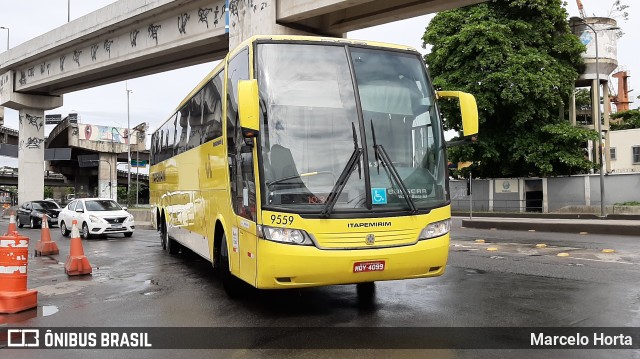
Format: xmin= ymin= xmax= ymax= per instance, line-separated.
xmin=59 ymin=198 xmax=135 ymax=238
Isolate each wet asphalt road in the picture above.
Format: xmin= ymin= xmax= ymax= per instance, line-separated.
xmin=1 ymin=217 xmax=639 ymax=359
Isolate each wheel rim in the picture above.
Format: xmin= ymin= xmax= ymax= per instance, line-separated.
xmin=83 ymin=225 xmax=89 ymax=238
xmin=30 ymin=218 xmax=34 ymax=227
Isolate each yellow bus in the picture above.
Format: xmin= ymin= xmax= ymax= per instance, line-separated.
xmin=150 ymin=35 xmax=478 ymax=297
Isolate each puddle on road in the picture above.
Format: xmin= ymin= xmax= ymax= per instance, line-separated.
xmin=464 ymin=269 xmax=486 ymax=275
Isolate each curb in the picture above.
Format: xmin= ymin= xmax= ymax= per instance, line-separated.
xmin=461 ymin=219 xmax=640 ymax=237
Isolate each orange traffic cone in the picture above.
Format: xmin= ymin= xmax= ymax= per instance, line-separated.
xmin=64 ymin=220 xmax=92 ymax=276
xmin=35 ymin=214 xmax=59 ymax=256
xmin=4 ymin=212 xmax=18 ymax=235
xmin=0 ymin=231 xmax=38 ymax=313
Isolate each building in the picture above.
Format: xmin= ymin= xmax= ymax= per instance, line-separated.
xmin=609 ymin=128 xmax=640 ymax=173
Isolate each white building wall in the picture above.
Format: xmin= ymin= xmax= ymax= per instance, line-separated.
xmin=609 ymin=129 xmax=640 ymax=173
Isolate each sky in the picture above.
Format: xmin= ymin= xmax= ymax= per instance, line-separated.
xmin=0 ymin=0 xmax=637 ymax=169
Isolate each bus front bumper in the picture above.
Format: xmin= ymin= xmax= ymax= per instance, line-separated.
xmin=256 ymin=234 xmax=449 ymax=289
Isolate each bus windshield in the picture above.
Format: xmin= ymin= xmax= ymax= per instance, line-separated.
xmin=257 ymin=42 xmax=446 ymax=214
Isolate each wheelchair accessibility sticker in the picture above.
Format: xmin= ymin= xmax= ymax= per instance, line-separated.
xmin=372 ymin=188 xmax=387 ymax=205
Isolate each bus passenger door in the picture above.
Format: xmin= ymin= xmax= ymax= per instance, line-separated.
xmin=227 ymin=47 xmax=258 ymax=285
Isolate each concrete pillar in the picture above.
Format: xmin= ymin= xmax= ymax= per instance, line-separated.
xmin=584 ymin=175 xmax=591 ymax=207
xmin=98 ymin=153 xmax=117 ymax=200
xmin=0 ymin=106 xmax=4 ymax=126
xmin=2 ymin=70 xmax=63 ymax=205
xmin=228 ymin=0 xmax=325 ymax=49
xmin=74 ymin=173 xmax=91 ymax=198
xmin=603 ymin=81 xmax=611 ymax=173
xmin=18 ymin=108 xmax=45 ymax=205
xmin=52 ymin=186 xmax=67 ymax=204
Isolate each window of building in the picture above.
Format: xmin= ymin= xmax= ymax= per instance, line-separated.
xmin=610 ymin=147 xmax=616 ymax=161
xmin=633 ymin=146 xmax=640 ymax=164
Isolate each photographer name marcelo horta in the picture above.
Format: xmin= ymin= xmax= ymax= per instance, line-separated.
xmin=531 ymin=332 xmax=634 ymax=347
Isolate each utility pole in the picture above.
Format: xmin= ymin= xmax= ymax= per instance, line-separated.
xmin=126 ymin=85 xmax=132 ymax=207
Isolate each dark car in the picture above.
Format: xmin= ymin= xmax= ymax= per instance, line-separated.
xmin=16 ymin=200 xmax=62 ymax=229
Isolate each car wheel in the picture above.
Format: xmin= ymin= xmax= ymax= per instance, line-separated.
xmin=82 ymin=222 xmax=91 ymax=239
xmin=124 ymin=232 xmax=133 ymax=238
xmin=60 ymin=221 xmax=70 ymax=237
xmin=220 ymin=233 xmax=246 ymax=299
xmin=30 ymin=217 xmax=41 ymax=229
xmin=17 ymin=216 xmax=23 ymax=228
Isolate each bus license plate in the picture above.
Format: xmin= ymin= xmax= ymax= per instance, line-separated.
xmin=353 ymin=261 xmax=385 ymax=273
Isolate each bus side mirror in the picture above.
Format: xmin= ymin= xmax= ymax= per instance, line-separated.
xmin=437 ymin=91 xmax=479 ymax=137
xmin=238 ymin=79 xmax=260 ymax=139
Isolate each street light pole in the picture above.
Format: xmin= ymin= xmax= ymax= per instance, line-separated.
xmin=0 ymin=27 xmax=9 ymax=51
xmin=126 ymin=85 xmax=132 ymax=207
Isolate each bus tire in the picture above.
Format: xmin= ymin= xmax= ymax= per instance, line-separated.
xmin=166 ymin=224 xmax=180 ymax=255
xmin=356 ymin=282 xmax=376 ymax=305
xmin=160 ymin=218 xmax=167 ymax=250
xmin=220 ymin=233 xmax=244 ymax=298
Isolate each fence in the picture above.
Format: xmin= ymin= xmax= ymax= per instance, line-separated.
xmin=450 ymin=172 xmax=640 ymax=214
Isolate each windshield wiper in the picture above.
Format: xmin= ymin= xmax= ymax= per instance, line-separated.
xmin=370 ymin=120 xmax=418 ymax=214
xmin=320 ymin=123 xmax=362 ymax=218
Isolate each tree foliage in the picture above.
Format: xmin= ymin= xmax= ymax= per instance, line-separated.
xmin=423 ymin=0 xmax=597 ymax=177
xmin=610 ymin=109 xmax=640 ymax=130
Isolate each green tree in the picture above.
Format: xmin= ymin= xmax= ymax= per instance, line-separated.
xmin=610 ymin=109 xmax=640 ymax=130
xmin=424 ymin=0 xmax=597 ymax=177
xmin=43 ymin=186 xmax=53 ymax=199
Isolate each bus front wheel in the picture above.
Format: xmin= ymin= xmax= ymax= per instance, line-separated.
xmin=220 ymin=234 xmax=245 ymax=298
xmin=357 ymin=282 xmax=376 ymax=305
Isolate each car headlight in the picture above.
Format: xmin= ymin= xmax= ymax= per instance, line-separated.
xmin=258 ymin=225 xmax=314 ymax=246
xmin=419 ymin=219 xmax=451 ymax=240
xmin=89 ymin=215 xmax=105 ymax=223
xmin=126 ymin=215 xmax=135 ymax=222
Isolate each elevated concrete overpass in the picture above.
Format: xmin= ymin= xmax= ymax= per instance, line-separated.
xmin=0 ymin=0 xmax=484 ymax=204
xmin=45 ymin=118 xmax=147 ymax=199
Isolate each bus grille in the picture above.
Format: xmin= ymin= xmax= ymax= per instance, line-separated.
xmin=313 ymin=228 xmax=418 ymax=249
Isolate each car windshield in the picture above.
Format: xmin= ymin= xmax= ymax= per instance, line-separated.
xmin=33 ymin=201 xmax=60 ymax=210
xmin=256 ymin=42 xmax=446 ymax=214
xmin=85 ymin=200 xmax=122 ymax=211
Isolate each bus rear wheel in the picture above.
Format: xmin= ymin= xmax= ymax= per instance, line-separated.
xmin=160 ymin=219 xmax=167 ymax=250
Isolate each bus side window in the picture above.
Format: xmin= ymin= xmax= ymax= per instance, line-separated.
xmin=176 ymin=106 xmax=189 ymax=154
xmin=226 ymin=48 xmax=255 ymax=221
xmin=203 ymin=71 xmax=224 ymax=142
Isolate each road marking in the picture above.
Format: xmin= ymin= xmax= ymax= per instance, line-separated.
xmin=601 ymin=249 xmax=615 ymax=253
xmin=535 ymin=244 xmax=547 ymax=248
xmin=557 ymin=253 xmax=570 ymax=257
xmin=487 ymin=247 xmax=498 ymax=251
xmin=475 ymin=239 xmax=485 ymax=243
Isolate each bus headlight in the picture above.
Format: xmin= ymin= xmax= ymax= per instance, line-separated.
xmin=259 ymin=225 xmax=314 ymax=246
xmin=419 ymin=219 xmax=451 ymax=240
